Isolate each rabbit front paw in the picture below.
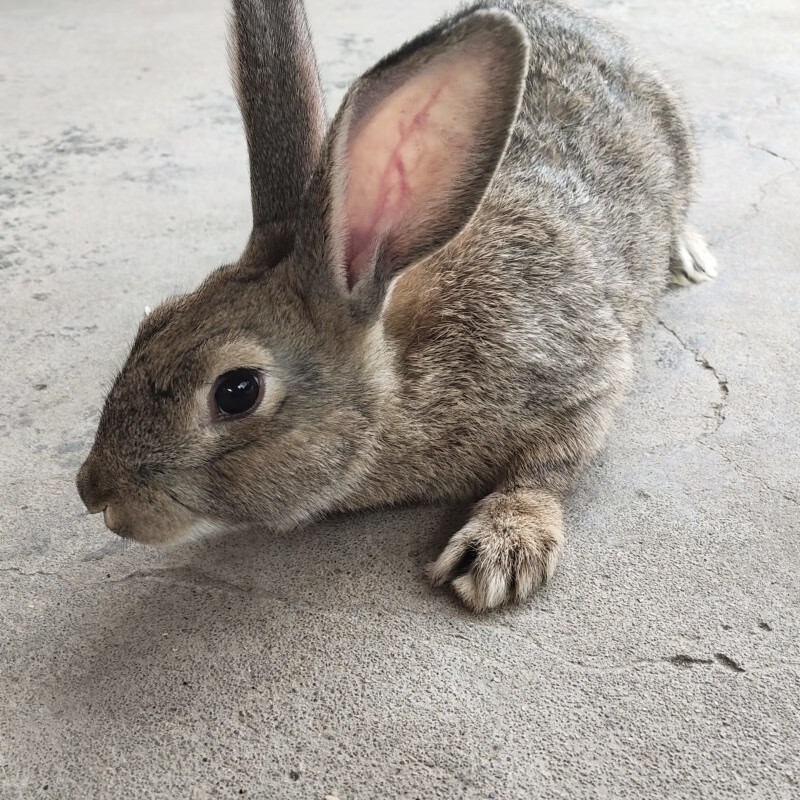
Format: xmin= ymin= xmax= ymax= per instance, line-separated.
xmin=428 ymin=488 xmax=564 ymax=612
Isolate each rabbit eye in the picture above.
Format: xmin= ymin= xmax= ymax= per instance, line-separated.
xmin=213 ymin=368 xmax=263 ymax=418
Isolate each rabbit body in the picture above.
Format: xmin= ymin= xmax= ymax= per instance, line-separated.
xmin=358 ymin=0 xmax=695 ymax=506
xmin=77 ymin=0 xmax=716 ymax=611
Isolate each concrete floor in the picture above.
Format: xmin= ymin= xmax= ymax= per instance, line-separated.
xmin=1 ymin=0 xmax=798 ymax=797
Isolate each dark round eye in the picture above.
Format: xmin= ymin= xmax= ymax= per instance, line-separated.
xmin=213 ymin=368 xmax=262 ymax=418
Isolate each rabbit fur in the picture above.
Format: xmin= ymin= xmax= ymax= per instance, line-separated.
xmin=77 ymin=0 xmax=717 ymax=611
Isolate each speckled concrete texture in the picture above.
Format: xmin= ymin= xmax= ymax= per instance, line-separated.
xmin=1 ymin=1 xmax=798 ymax=798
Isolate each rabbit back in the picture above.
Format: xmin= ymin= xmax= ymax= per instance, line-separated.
xmin=497 ymin=0 xmax=695 ymax=325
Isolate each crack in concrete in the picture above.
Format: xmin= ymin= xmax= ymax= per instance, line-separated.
xmin=0 ymin=566 xmax=67 ymax=578
xmin=750 ymin=168 xmax=798 ymax=221
xmin=716 ymin=140 xmax=798 ymax=239
xmin=657 ymin=320 xmax=729 ymax=436
xmin=699 ymin=441 xmax=799 ymax=507
xmin=668 ymin=653 xmax=746 ymax=673
xmin=0 ymin=566 xmax=73 ymax=589
xmin=0 ymin=564 xmax=254 ymax=596
xmin=481 ymin=622 xmax=799 ymax=675
xmin=745 ymin=135 xmax=799 ymax=171
xmin=738 ymin=135 xmax=799 ymax=231
xmin=101 ymin=566 xmax=252 ymax=596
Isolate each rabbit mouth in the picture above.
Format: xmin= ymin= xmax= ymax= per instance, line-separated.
xmin=87 ymin=486 xmax=208 ymax=547
xmin=102 ymin=505 xmax=125 ymax=536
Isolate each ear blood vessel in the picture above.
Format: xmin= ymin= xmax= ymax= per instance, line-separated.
xmin=76 ymin=0 xmax=718 ymax=611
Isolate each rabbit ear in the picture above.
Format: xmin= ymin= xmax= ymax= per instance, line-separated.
xmin=230 ymin=0 xmax=326 ymax=265
xmin=319 ymin=9 xmax=528 ymax=311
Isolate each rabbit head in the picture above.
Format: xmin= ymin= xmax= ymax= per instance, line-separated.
xmin=76 ymin=0 xmax=529 ymax=544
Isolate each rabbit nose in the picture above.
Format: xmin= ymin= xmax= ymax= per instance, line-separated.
xmin=76 ymin=455 xmax=115 ymax=514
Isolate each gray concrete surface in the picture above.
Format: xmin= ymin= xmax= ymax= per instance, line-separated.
xmin=1 ymin=0 xmax=798 ymax=797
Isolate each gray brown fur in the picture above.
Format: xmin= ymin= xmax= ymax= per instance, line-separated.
xmin=77 ymin=0 xmax=716 ymax=611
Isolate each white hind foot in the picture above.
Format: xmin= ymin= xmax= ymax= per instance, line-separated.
xmin=670 ymin=228 xmax=719 ymax=286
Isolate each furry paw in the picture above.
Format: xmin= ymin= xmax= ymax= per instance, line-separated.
xmin=427 ymin=489 xmax=564 ymax=612
xmin=670 ymin=228 xmax=719 ymax=285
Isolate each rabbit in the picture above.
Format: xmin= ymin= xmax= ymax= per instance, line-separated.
xmin=76 ymin=0 xmax=718 ymax=611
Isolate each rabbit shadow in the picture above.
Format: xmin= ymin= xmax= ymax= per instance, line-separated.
xmin=51 ymin=503 xmax=474 ymax=728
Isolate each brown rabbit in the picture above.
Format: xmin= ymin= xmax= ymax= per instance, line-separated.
xmin=77 ymin=0 xmax=717 ymax=611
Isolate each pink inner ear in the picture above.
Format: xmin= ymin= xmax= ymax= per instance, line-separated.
xmin=342 ymin=51 xmax=492 ymax=288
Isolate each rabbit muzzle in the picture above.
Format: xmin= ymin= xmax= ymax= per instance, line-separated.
xmin=77 ymin=451 xmax=200 ymax=545
xmin=76 ymin=455 xmax=114 ymax=516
